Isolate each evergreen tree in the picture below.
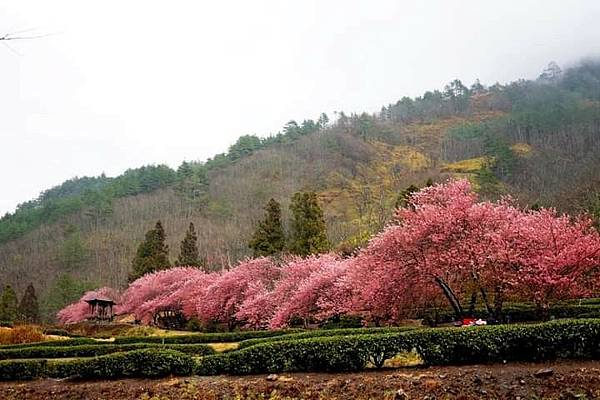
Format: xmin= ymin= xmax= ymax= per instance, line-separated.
xmin=0 ymin=285 xmax=18 ymax=322
xmin=130 ymin=220 xmax=170 ymax=282
xmin=249 ymin=199 xmax=286 ymax=257
xmin=18 ymin=283 xmax=40 ymax=323
xmin=288 ymin=192 xmax=330 ymax=256
xmin=395 ymin=184 xmax=419 ymax=209
xmin=177 ymin=222 xmax=201 ymax=266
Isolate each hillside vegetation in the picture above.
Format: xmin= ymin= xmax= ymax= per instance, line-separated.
xmin=1 ymin=60 xmax=600 ymax=320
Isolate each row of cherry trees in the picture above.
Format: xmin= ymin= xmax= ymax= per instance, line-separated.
xmin=58 ymin=180 xmax=600 ymax=327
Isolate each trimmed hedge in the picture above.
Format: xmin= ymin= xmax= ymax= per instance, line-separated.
xmin=420 ymin=299 xmax=600 ymax=326
xmin=113 ymin=329 xmax=304 ymax=345
xmin=0 ymin=342 xmax=214 ymax=360
xmin=1 ymin=320 xmax=599 ymax=380
xmin=46 ymin=349 xmax=193 ymax=379
xmin=196 ymin=319 xmax=600 ymax=375
xmin=0 ymin=349 xmax=194 ymax=381
xmin=237 ymin=326 xmax=416 ymax=349
xmin=0 ymin=337 xmax=97 ymax=350
xmin=0 ymin=359 xmax=47 ymax=380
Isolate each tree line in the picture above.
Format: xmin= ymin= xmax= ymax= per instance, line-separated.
xmin=129 ymin=190 xmax=331 ymax=281
xmin=0 ymin=283 xmax=40 ymax=324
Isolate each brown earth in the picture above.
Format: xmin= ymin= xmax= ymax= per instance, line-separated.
xmin=1 ymin=361 xmax=599 ymax=400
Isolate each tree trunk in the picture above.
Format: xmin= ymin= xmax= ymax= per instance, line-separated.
xmin=434 ymin=276 xmax=463 ymax=321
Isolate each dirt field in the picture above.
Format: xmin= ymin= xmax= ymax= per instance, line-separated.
xmin=1 ymin=360 xmax=599 ymax=400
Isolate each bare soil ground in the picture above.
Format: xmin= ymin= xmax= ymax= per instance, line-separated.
xmin=1 ymin=360 xmax=599 ymax=400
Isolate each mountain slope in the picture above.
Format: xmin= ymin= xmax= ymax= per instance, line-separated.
xmin=2 ymin=60 xmax=600 ymax=320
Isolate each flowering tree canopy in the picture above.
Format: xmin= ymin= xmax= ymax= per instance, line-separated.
xmin=58 ymin=180 xmax=600 ymax=327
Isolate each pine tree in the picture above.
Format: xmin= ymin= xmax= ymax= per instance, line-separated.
xmin=130 ymin=220 xmax=170 ymax=282
xmin=288 ymin=192 xmax=330 ymax=256
xmin=0 ymin=285 xmax=18 ymax=322
xmin=177 ymin=222 xmax=201 ymax=266
xmin=395 ymin=184 xmax=419 ymax=209
xmin=17 ymin=283 xmax=40 ymax=323
xmin=249 ymin=198 xmax=286 ymax=257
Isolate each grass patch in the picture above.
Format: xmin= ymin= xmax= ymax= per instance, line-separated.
xmin=208 ymin=342 xmax=239 ymax=353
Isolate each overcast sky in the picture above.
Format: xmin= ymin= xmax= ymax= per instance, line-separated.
xmin=1 ymin=0 xmax=600 ymax=215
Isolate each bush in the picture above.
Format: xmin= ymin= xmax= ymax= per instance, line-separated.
xmin=0 ymin=359 xmax=47 ymax=380
xmin=320 ymin=315 xmax=364 ymax=329
xmin=196 ymin=319 xmax=600 ymax=375
xmin=419 ymin=299 xmax=600 ymax=326
xmin=402 ymin=319 xmax=599 ymax=365
xmin=196 ymin=336 xmax=372 ymax=375
xmin=0 ymin=337 xmax=96 ymax=350
xmin=0 ymin=342 xmax=214 ymax=360
xmin=113 ymin=329 xmax=304 ymax=345
xmin=42 ymin=328 xmax=75 ymax=337
xmin=0 ymin=326 xmax=45 ymax=345
xmin=0 ymin=349 xmax=195 ymax=380
xmin=237 ymin=326 xmax=416 ymax=349
xmin=46 ymin=349 xmax=194 ymax=379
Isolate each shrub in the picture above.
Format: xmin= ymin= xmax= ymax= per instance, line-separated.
xmin=113 ymin=329 xmax=303 ymax=345
xmin=320 ymin=315 xmax=364 ymax=329
xmin=0 ymin=342 xmax=214 ymax=360
xmin=237 ymin=326 xmax=416 ymax=349
xmin=0 ymin=337 xmax=96 ymax=350
xmin=419 ymin=300 xmax=600 ymax=326
xmin=409 ymin=319 xmax=600 ymax=365
xmin=0 ymin=325 xmax=45 ymax=345
xmin=196 ymin=319 xmax=600 ymax=375
xmin=196 ymin=336 xmax=372 ymax=375
xmin=42 ymin=328 xmax=75 ymax=337
xmin=46 ymin=349 xmax=194 ymax=379
xmin=0 ymin=359 xmax=47 ymax=380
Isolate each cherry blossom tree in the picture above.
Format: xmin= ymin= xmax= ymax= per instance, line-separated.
xmin=514 ymin=210 xmax=600 ymax=309
xmin=119 ymin=267 xmax=209 ymax=323
xmin=58 ymin=179 xmax=600 ymax=328
xmin=236 ymin=255 xmax=337 ymax=329
xmin=194 ymin=257 xmax=280 ymax=330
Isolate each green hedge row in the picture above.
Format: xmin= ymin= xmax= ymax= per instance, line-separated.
xmin=237 ymin=326 xmax=417 ymax=349
xmin=0 ymin=342 xmax=214 ymax=361
xmin=196 ymin=319 xmax=600 ymax=375
xmin=0 ymin=337 xmax=97 ymax=350
xmin=420 ymin=300 xmax=600 ymax=326
xmin=1 ymin=320 xmax=598 ymax=380
xmin=113 ymin=328 xmax=304 ymax=345
xmin=0 ymin=349 xmax=193 ymax=381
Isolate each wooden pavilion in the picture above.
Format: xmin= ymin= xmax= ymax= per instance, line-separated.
xmin=84 ymin=297 xmax=116 ymax=322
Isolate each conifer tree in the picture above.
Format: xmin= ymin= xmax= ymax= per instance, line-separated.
xmin=18 ymin=283 xmax=40 ymax=323
xmin=395 ymin=184 xmax=419 ymax=209
xmin=0 ymin=285 xmax=18 ymax=322
xmin=177 ymin=222 xmax=202 ymax=266
xmin=288 ymin=192 xmax=330 ymax=256
xmin=130 ymin=220 xmax=170 ymax=282
xmin=249 ymin=198 xmax=286 ymax=257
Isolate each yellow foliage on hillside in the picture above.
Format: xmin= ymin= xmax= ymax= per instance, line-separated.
xmin=511 ymin=142 xmax=532 ymax=156
xmin=441 ymin=157 xmax=489 ymax=173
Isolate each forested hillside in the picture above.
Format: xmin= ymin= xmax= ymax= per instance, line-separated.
xmin=2 ymin=60 xmax=600 ymax=320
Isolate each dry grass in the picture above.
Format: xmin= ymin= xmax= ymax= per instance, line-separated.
xmin=511 ymin=142 xmax=532 ymax=156
xmin=441 ymin=157 xmax=488 ymax=173
xmin=208 ymin=342 xmax=239 ymax=352
xmin=0 ymin=325 xmax=45 ymax=345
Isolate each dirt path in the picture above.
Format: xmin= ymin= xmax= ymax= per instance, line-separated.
xmin=1 ymin=360 xmax=599 ymax=399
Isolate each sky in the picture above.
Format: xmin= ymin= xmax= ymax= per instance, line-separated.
xmin=1 ymin=0 xmax=600 ymax=215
